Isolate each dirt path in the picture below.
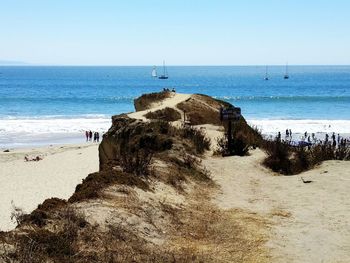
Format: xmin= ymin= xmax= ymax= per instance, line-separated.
xmin=203 ymin=149 xmax=350 ymax=263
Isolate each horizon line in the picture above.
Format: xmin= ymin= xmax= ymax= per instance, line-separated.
xmin=1 ymin=64 xmax=350 ymax=67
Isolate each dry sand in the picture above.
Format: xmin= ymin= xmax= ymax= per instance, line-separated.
xmin=203 ymin=146 xmax=350 ymax=263
xmin=0 ymin=143 xmax=99 ymax=231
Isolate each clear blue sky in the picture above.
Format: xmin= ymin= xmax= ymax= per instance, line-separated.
xmin=0 ymin=0 xmax=349 ymax=65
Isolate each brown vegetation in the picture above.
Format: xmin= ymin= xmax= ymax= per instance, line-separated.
xmin=216 ymin=119 xmax=263 ymax=156
xmin=144 ymin=107 xmax=181 ymax=121
xmin=69 ymin=169 xmax=150 ymax=203
xmin=262 ymin=139 xmax=350 ymax=175
xmin=134 ymin=91 xmax=172 ymax=111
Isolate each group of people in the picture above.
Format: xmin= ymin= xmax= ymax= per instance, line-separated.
xmin=162 ymin=88 xmax=176 ymax=92
xmin=277 ymin=129 xmax=349 ymax=148
xmin=85 ymin=130 xmax=100 ymax=143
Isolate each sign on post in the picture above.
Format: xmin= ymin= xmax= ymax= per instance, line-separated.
xmin=220 ymin=107 xmax=241 ymax=122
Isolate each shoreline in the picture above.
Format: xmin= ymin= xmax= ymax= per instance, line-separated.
xmin=1 ymin=118 xmax=350 ymax=149
xmin=0 ymin=143 xmax=99 ymax=231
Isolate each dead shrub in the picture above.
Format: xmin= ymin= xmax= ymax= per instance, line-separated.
xmin=69 ymin=169 xmax=150 ymax=203
xmin=2 ymin=208 xmax=87 ymax=263
xmin=262 ymin=137 xmax=350 ymax=175
xmin=120 ymin=148 xmax=153 ymax=176
xmin=144 ymin=107 xmax=181 ymax=121
xmin=179 ymin=126 xmax=211 ymax=154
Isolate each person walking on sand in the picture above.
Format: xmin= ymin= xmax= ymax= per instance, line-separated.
xmin=289 ymin=129 xmax=292 ymax=138
xmin=96 ymin=132 xmax=100 ymax=142
xmin=85 ymin=131 xmax=89 ymax=142
xmin=286 ymin=129 xmax=289 ymax=138
xmin=89 ymin=130 xmax=93 ymax=141
xmin=93 ymin=132 xmax=97 ymax=143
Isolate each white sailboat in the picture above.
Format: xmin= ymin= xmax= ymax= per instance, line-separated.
xmin=151 ymin=66 xmax=157 ymax=78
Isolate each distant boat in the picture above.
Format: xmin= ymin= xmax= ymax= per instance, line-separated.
xmin=284 ymin=63 xmax=289 ymax=79
xmin=264 ymin=66 xmax=269 ymax=80
xmin=151 ymin=66 xmax=157 ymax=78
xmin=158 ymin=61 xmax=169 ymax=79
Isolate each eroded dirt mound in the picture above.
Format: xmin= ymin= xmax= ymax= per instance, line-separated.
xmin=176 ymin=94 xmax=231 ymax=125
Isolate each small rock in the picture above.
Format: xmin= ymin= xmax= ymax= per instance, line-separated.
xmin=3 ymin=149 xmax=10 ymax=152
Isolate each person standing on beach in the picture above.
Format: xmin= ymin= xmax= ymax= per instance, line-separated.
xmin=96 ymin=132 xmax=100 ymax=142
xmin=93 ymin=132 xmax=97 ymax=143
xmin=89 ymin=130 xmax=93 ymax=141
xmin=289 ymin=129 xmax=292 ymax=138
xmin=85 ymin=131 xmax=89 ymax=142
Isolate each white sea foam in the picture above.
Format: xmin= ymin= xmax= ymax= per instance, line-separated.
xmin=1 ymin=117 xmax=350 ymax=148
xmin=0 ymin=118 xmax=111 ymax=134
xmin=0 ymin=118 xmax=112 ymax=148
xmin=247 ymin=119 xmax=350 ymax=135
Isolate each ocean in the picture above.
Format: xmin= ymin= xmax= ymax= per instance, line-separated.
xmin=0 ymin=66 xmax=349 ymax=148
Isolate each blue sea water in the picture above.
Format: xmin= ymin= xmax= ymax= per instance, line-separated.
xmin=0 ymin=66 xmax=349 ymax=147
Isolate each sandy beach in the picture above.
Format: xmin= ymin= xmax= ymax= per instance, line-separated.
xmin=0 ymin=143 xmax=99 ymax=231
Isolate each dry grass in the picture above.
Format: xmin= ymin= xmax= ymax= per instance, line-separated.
xmin=144 ymin=107 xmax=181 ymax=121
xmin=134 ymin=91 xmax=172 ymax=111
xmin=163 ymin=186 xmax=270 ymax=263
xmin=69 ymin=169 xmax=150 ymax=203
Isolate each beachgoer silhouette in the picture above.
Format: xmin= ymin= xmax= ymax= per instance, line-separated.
xmin=85 ymin=131 xmax=89 ymax=142
xmin=277 ymin=132 xmax=281 ymax=141
xmin=289 ymin=129 xmax=292 ymax=138
xmin=93 ymin=132 xmax=97 ymax=142
xmin=286 ymin=129 xmax=289 ymax=137
xmin=96 ymin=132 xmax=100 ymax=142
xmin=89 ymin=130 xmax=93 ymax=141
xmin=332 ymin=139 xmax=336 ymax=147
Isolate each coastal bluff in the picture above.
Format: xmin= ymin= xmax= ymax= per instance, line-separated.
xmin=1 ymin=92 xmax=268 ymax=262
xmin=2 ymin=92 xmax=350 ymax=263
